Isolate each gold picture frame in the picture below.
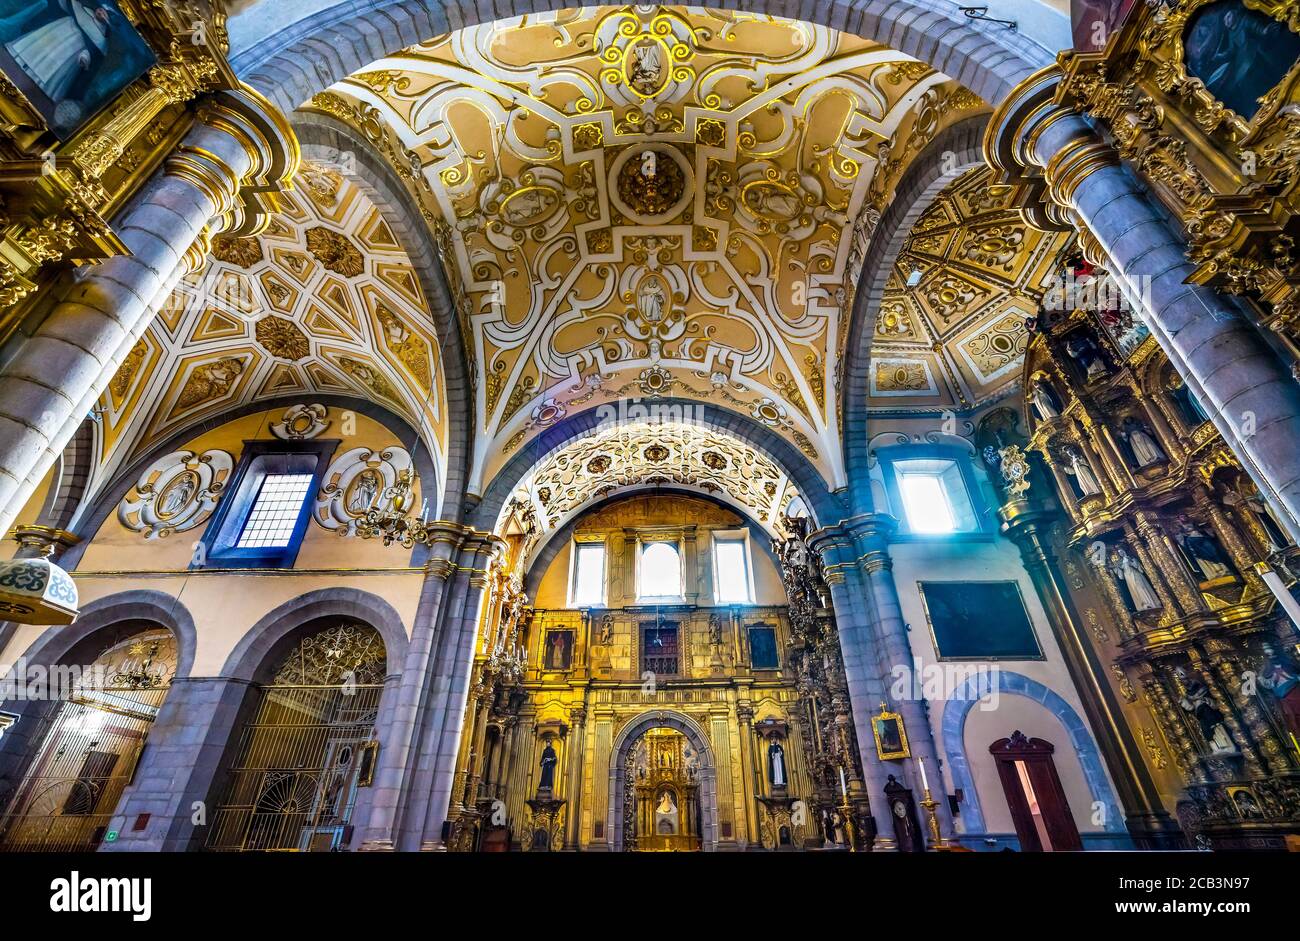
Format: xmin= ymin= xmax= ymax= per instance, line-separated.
xmin=872 ymin=702 xmax=910 ymax=760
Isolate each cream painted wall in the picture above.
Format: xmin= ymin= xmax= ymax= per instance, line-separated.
xmin=890 ymin=535 xmax=1119 ymax=835
xmin=2 ymin=407 xmax=427 ymax=676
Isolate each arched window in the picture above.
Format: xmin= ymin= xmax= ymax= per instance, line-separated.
xmin=639 ymin=542 xmax=682 ymax=600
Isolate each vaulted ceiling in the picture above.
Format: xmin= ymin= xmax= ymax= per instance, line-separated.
xmin=95 ymin=165 xmax=449 ymax=500
xmin=869 ymin=166 xmax=1072 ymax=413
xmin=308 ymin=6 xmax=985 ymax=490
xmin=93 ymin=6 xmax=1079 ymax=521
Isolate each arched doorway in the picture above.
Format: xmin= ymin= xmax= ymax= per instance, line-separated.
xmin=609 ymin=711 xmax=717 ymax=852
xmin=206 ymin=621 xmax=386 ymax=852
xmin=0 ymin=624 xmax=177 ymax=851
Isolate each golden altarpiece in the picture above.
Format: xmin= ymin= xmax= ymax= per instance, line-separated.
xmin=443 ymin=497 xmax=873 ymax=851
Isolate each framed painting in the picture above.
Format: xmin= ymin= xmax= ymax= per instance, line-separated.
xmin=0 ymin=1 xmax=157 ymax=139
xmin=1182 ymin=0 xmax=1300 ymax=120
xmin=872 ymin=703 xmax=910 ymax=761
xmin=919 ymin=580 xmax=1043 ymax=661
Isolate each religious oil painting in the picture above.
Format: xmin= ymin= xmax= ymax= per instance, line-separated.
xmin=872 ymin=705 xmax=910 ymax=761
xmin=1182 ymin=0 xmax=1300 ymax=120
xmin=0 ymin=0 xmax=156 ymax=139
xmin=919 ymin=581 xmax=1043 ymax=661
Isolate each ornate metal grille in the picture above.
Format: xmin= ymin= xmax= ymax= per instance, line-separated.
xmin=206 ymin=622 xmax=385 ymax=852
xmin=0 ymin=629 xmax=175 ymax=852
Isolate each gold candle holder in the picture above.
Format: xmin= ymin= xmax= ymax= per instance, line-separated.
xmin=918 ymin=787 xmax=950 ymax=850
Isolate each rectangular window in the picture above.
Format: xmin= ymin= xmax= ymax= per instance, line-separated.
xmin=236 ymin=473 xmax=314 ymax=548
xmin=749 ymin=625 xmax=779 ymax=670
xmin=713 ymin=537 xmax=752 ymax=604
xmin=642 ymin=623 xmax=679 ymax=676
xmin=570 ymin=541 xmax=606 ymax=607
xmin=893 ymin=458 xmax=978 ymax=534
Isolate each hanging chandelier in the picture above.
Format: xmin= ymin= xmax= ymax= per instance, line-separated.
xmin=354 ymin=469 xmax=435 ymax=548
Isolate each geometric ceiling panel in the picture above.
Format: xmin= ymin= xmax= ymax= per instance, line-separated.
xmin=870 ymin=165 xmax=1073 ymax=414
xmin=312 ymin=5 xmax=986 ymax=490
xmin=94 ymin=165 xmax=449 ymax=509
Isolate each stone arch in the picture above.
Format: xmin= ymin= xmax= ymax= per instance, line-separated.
xmin=522 ymin=486 xmax=781 ymax=600
xmin=469 ymin=399 xmax=845 ymax=534
xmin=231 ymin=0 xmax=1056 ymax=116
xmin=15 ymin=589 xmax=197 ymax=680
xmin=293 ymin=111 xmax=474 ymax=523
xmin=940 ymin=670 xmax=1122 ymax=837
xmin=33 ymin=418 xmax=96 ymax=538
xmin=58 ymin=392 xmax=437 ymax=571
xmin=607 ymin=709 xmax=719 ymax=851
xmin=219 ymin=587 xmax=409 ymax=682
xmin=840 ymin=114 xmax=989 ymax=515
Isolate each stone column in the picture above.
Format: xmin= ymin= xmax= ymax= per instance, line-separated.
xmin=100 ymin=677 xmax=253 ymax=852
xmin=358 ymin=525 xmax=474 ymax=851
xmin=0 ymin=89 xmax=296 ymax=535
xmin=410 ymin=532 xmax=505 ymax=850
xmin=989 ymin=69 xmax=1300 ymax=541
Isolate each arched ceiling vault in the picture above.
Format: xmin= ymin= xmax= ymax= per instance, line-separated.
xmin=307 ymin=7 xmax=988 ymax=491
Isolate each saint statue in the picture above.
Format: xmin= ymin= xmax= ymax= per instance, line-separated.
xmin=628 ymin=39 xmax=664 ymax=95
xmin=348 ymin=471 xmax=380 ymax=515
xmin=158 ymin=474 xmax=196 ymax=518
xmin=1029 ymin=376 xmax=1062 ymax=421
xmin=538 ymin=738 xmax=558 ymax=793
xmin=1110 ymin=546 xmax=1162 ymax=612
xmin=708 ymin=613 xmax=724 ymax=647
xmin=1065 ymin=333 xmax=1108 ymax=381
xmin=1063 ymin=447 xmax=1102 ymax=497
xmin=768 ymin=739 xmax=787 ymax=789
xmin=1223 ymin=486 xmax=1290 ymax=551
xmin=1257 ymin=640 xmax=1300 ymax=745
xmin=1175 ymin=667 xmax=1237 ymax=755
xmin=656 ymin=790 xmax=677 ymax=815
xmin=1120 ymin=417 xmax=1165 ymax=467
xmin=1174 ymin=520 xmax=1234 ymax=582
xmin=637 ymin=277 xmax=667 ymax=326
xmin=598 ymin=613 xmax=614 ymax=646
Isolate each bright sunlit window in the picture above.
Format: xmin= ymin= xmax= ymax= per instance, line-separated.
xmin=236 ymin=473 xmax=314 ymax=548
xmin=713 ymin=538 xmax=752 ymax=604
xmin=892 ymin=457 xmax=977 ymax=534
xmin=570 ymin=541 xmax=606 ymax=607
xmin=639 ymin=541 xmax=682 ymax=600
xmin=898 ymin=471 xmax=956 ymax=533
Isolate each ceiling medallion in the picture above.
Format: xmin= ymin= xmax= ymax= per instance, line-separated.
xmin=611 ymin=145 xmax=691 ymax=222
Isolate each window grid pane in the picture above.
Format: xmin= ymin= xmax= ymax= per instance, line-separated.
xmin=714 ymin=540 xmax=751 ymax=603
xmin=899 ymin=472 xmax=956 ymax=533
xmin=572 ymin=543 xmax=606 ymax=606
xmin=236 ymin=474 xmax=313 ymax=548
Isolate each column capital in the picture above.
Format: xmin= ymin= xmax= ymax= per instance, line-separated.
xmin=167 ymin=85 xmax=300 ymax=240
xmin=985 ymin=64 xmax=1116 ymax=231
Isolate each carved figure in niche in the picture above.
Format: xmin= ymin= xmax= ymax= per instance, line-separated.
xmin=1222 ymin=483 xmax=1290 ymax=551
xmin=768 ymin=739 xmax=787 ymax=788
xmin=637 ymin=276 xmax=667 ymax=326
xmin=1174 ymin=520 xmax=1234 ymax=582
xmin=157 ymin=473 xmax=196 ymax=518
xmin=655 ymin=788 xmax=679 ymax=835
xmin=598 ymin=613 xmax=614 ymax=646
xmin=1063 ymin=447 xmax=1102 ymax=497
xmin=683 ymin=744 xmax=699 ymax=782
xmin=1110 ymin=546 xmax=1162 ymax=612
xmin=347 ymin=470 xmax=380 ymax=515
xmin=1257 ymin=640 xmax=1300 ymax=748
xmin=708 ymin=613 xmax=724 ymax=646
xmin=1169 ymin=377 xmax=1210 ymax=427
xmin=538 ymin=737 xmax=558 ymax=793
xmin=1174 ymin=666 xmax=1237 ymax=755
xmin=628 ymin=38 xmax=664 ymax=95
xmin=632 ymin=737 xmax=649 ymax=781
xmin=1120 ymin=416 xmax=1166 ymax=467
xmin=1064 ymin=332 xmax=1108 ymax=381
xmin=1028 ymin=375 xmax=1062 ymax=421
